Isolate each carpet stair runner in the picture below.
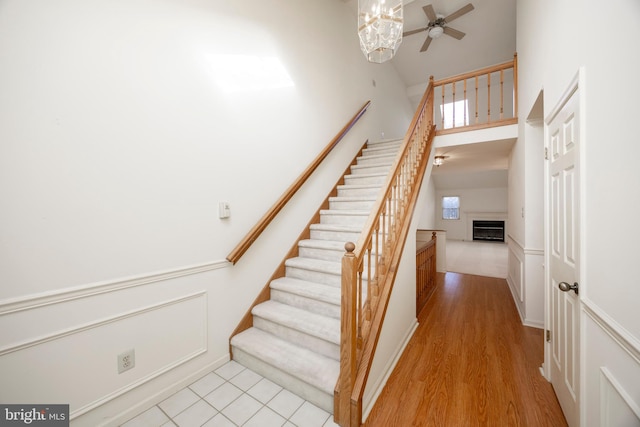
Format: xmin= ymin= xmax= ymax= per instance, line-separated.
xmin=230 ymin=139 xmax=402 ymax=412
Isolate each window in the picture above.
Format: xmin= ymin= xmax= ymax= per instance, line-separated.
xmin=440 ymin=100 xmax=469 ymax=129
xmin=442 ymin=196 xmax=460 ymax=220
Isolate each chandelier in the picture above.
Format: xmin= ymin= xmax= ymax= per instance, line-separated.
xmin=358 ymin=0 xmax=403 ymax=63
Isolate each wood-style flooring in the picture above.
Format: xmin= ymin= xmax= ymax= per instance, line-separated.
xmin=364 ymin=272 xmax=567 ymax=427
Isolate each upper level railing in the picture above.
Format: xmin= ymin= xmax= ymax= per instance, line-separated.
xmin=334 ymin=81 xmax=436 ymax=427
xmin=226 ymin=101 xmax=371 ymax=265
xmin=433 ymin=53 xmax=518 ymax=135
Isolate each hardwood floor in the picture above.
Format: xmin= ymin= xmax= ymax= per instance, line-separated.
xmin=364 ymin=272 xmax=567 ymax=427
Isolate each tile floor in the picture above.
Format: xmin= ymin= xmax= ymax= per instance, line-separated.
xmin=121 ymin=360 xmax=338 ymax=427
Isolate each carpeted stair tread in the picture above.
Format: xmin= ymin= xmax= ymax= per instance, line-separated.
xmin=337 ymin=183 xmax=384 ymax=190
xmin=296 ymin=239 xmax=349 ymax=263
xmin=320 ymin=209 xmax=370 ymax=215
xmin=285 ymin=256 xmax=341 ymax=275
xmin=345 ymin=171 xmax=388 ymax=178
xmin=231 ymin=328 xmax=339 ymax=395
xmin=270 ymin=277 xmax=341 ymax=306
xmin=366 ymin=139 xmax=402 ymax=147
xmin=362 ymin=146 xmax=402 ymax=155
xmin=351 ymin=162 xmax=393 ymax=175
xmin=328 ymin=196 xmax=377 ymax=202
xmin=357 ymin=152 xmax=398 ymax=161
xmin=309 ymin=223 xmax=362 ymax=232
xmin=297 ymin=239 xmax=348 ymax=251
xmin=252 ymin=300 xmax=339 ymax=344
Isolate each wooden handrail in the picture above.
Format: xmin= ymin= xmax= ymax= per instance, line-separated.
xmin=335 ymin=82 xmax=436 ymax=426
xmin=226 ymin=100 xmax=371 ymax=265
xmin=432 ymin=58 xmax=515 ymax=86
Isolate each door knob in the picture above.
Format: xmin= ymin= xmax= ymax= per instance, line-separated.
xmin=558 ymin=281 xmax=579 ymax=295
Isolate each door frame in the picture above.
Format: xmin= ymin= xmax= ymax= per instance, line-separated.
xmin=542 ymin=68 xmax=587 ymax=424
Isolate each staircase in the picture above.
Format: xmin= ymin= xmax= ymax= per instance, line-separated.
xmin=230 ymin=139 xmax=402 ymax=413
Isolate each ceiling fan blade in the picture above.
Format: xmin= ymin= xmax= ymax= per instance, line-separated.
xmin=443 ymin=26 xmax=466 ymax=40
xmin=403 ymin=26 xmax=429 ymax=37
xmin=423 ymin=4 xmax=437 ymax=22
xmin=420 ymin=35 xmax=433 ymax=52
xmin=444 ymin=3 xmax=474 ymax=23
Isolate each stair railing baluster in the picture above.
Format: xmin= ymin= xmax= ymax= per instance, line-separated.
xmin=335 ymin=78 xmax=436 ymax=427
xmin=432 ymin=54 xmax=518 ymax=135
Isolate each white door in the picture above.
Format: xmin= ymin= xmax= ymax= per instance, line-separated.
xmin=547 ymin=82 xmax=581 ymax=426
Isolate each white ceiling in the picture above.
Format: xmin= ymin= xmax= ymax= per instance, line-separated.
xmin=345 ymin=0 xmax=518 ymax=188
xmin=431 ymin=138 xmax=515 ymax=188
xmin=394 ymin=0 xmax=517 ymax=88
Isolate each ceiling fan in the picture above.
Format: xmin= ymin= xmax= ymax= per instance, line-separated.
xmin=403 ymin=3 xmax=475 ymax=52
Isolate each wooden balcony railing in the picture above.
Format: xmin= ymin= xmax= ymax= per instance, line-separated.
xmin=334 ymin=81 xmax=436 ymax=427
xmin=433 ymin=53 xmax=518 ymax=135
xmin=416 ymin=232 xmax=437 ymax=315
xmin=226 ymin=101 xmax=371 ymax=265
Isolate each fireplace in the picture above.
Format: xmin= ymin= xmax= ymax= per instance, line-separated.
xmin=472 ymin=220 xmax=505 ymax=242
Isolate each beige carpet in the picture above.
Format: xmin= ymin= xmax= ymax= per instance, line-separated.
xmin=445 ymin=240 xmax=508 ymax=278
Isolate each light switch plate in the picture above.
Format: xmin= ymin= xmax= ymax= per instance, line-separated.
xmin=219 ymin=201 xmax=231 ymax=219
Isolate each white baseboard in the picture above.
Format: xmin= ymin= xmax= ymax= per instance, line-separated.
xmin=92 ymin=354 xmax=230 ymax=427
xmin=506 ymin=275 xmax=525 ymax=323
xmin=523 ymin=319 xmax=544 ymax=329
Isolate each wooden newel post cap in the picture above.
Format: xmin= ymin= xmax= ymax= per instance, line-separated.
xmin=344 ymin=242 xmax=356 ymax=254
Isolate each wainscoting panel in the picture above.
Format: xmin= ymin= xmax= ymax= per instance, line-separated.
xmin=0 ymin=292 xmax=207 ymax=418
xmin=600 ymin=368 xmax=640 ymax=426
xmin=506 ymin=237 xmax=525 ymax=326
xmin=508 ymin=245 xmax=524 ymax=303
xmin=0 ymin=260 xmax=227 ymax=351
xmin=583 ymin=301 xmax=640 ymax=426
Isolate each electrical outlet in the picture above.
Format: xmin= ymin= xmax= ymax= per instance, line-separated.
xmin=117 ymin=349 xmax=135 ymax=374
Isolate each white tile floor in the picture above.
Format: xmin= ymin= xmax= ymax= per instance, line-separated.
xmin=121 ymin=361 xmax=338 ymax=427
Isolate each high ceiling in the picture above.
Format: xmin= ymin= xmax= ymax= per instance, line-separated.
xmin=345 ymin=0 xmax=517 ymax=89
xmin=393 ymin=0 xmax=516 ymax=89
xmin=345 ymin=0 xmax=517 ymax=186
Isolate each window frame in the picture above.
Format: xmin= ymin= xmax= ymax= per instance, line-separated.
xmin=442 ymin=196 xmax=461 ymax=220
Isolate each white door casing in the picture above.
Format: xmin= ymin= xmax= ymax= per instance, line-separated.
xmin=545 ymin=77 xmax=581 ymax=427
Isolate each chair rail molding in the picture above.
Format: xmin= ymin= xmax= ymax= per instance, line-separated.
xmin=0 ymin=259 xmax=229 ymax=316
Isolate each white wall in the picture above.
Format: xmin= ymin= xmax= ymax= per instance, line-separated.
xmin=506 ymin=92 xmax=545 ymax=328
xmin=517 ymin=0 xmax=640 ymax=424
xmin=0 ymin=1 xmax=414 ymax=424
xmin=416 ymin=178 xmax=437 ymax=229
xmin=434 ymin=185 xmax=508 ymax=241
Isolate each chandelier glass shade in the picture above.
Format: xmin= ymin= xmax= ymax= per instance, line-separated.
xmin=358 ymin=0 xmax=403 ymax=63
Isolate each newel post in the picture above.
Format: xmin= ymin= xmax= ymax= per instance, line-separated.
xmin=335 ymin=242 xmax=357 ymax=426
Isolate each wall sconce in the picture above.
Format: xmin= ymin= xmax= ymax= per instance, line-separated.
xmin=433 ymin=155 xmax=445 ymax=167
